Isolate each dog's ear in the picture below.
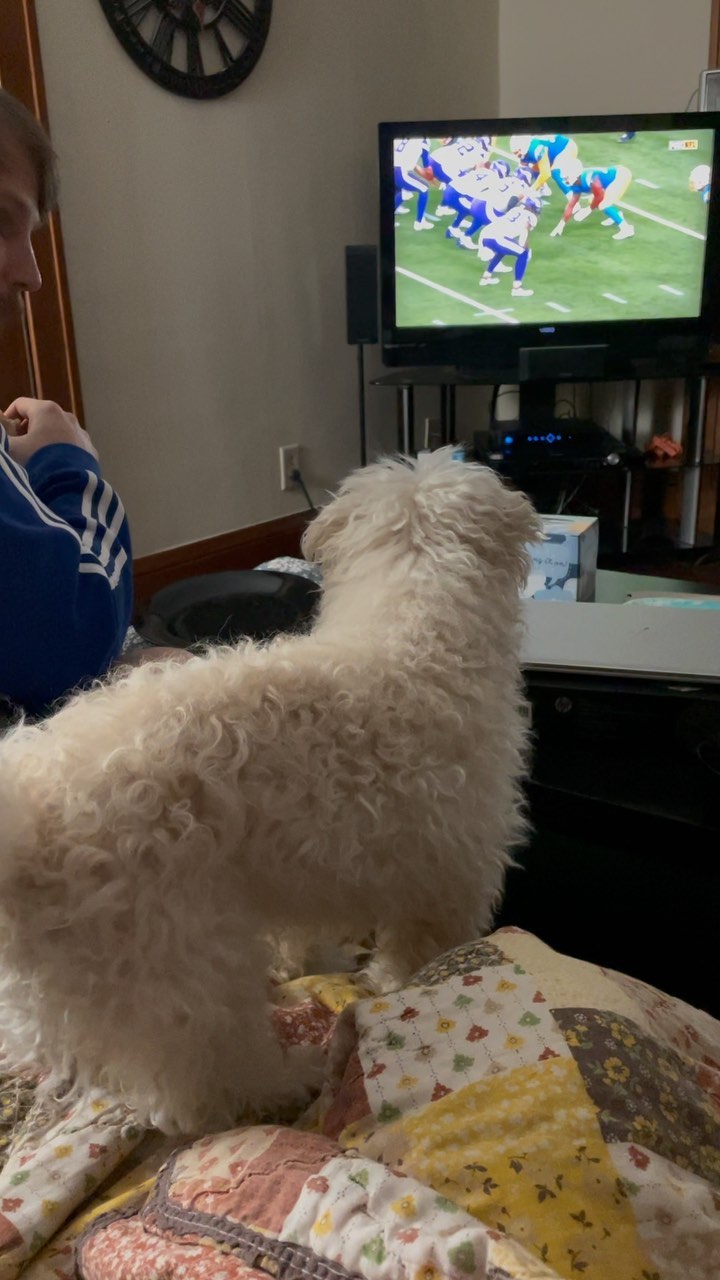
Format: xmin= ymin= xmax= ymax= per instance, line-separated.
xmin=301 ymin=497 xmax=349 ymax=566
xmin=478 ymin=473 xmax=542 ymax=592
xmin=302 ymin=458 xmax=415 ymax=570
xmin=413 ymin=454 xmax=542 ymax=591
xmin=303 ymin=452 xmax=541 ymax=593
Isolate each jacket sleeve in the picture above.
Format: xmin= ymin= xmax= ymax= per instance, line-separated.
xmin=0 ymin=425 xmax=133 ymax=715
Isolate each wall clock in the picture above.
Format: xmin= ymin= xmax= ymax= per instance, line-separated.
xmin=97 ymin=0 xmax=273 ymax=100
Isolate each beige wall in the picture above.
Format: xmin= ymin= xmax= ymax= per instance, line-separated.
xmin=499 ymin=0 xmax=712 ymax=116
xmin=34 ymin=0 xmax=499 ymax=557
xmin=497 ymin=0 xmax=713 ymax=444
xmin=34 ymin=1 xmax=716 ymax=556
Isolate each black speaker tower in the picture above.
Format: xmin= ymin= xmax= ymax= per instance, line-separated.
xmin=344 ymin=245 xmax=379 ymax=466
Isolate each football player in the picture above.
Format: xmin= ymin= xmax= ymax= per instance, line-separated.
xmin=478 ymin=196 xmax=542 ymax=297
xmin=445 ymin=168 xmax=526 ymax=248
xmin=689 ymin=164 xmax=711 ymax=204
xmin=393 ymin=137 xmax=433 ymax=229
xmin=514 ymin=165 xmax=535 ymax=188
xmin=509 ymin=134 xmax=579 ymax=195
xmin=426 ymin=136 xmax=493 ymax=185
xmin=550 ymin=160 xmax=634 ymax=240
xmin=488 ymin=158 xmax=511 ymax=180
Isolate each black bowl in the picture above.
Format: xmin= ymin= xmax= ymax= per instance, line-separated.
xmin=136 ymin=570 xmax=320 ymax=649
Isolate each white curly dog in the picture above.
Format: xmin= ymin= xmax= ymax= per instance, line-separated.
xmin=0 ymin=450 xmax=538 ymax=1133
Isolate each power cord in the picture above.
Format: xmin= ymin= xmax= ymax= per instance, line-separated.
xmin=490 ymin=385 xmax=499 ymax=421
xmin=290 ymin=467 xmax=317 ymax=515
xmin=556 ymin=477 xmax=585 ymax=514
xmin=488 ymin=385 xmax=517 ymax=425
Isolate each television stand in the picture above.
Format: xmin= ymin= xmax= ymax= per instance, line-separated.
xmin=484 ymin=379 xmax=629 ymax=470
xmin=481 ymin=417 xmax=635 ymax=474
xmin=370 ymin=360 xmax=720 ymax=551
xmin=516 ymin=375 xmax=578 ymax=428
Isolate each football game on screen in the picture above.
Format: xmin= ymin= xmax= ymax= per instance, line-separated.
xmin=392 ymin=129 xmax=714 ymax=327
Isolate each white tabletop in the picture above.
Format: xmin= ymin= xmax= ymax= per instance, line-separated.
xmin=522 ymin=600 xmax=720 ymax=683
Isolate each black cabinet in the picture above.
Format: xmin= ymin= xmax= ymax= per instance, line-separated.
xmin=498 ymin=669 xmax=720 ymax=1017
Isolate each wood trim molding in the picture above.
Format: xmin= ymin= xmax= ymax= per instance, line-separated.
xmin=0 ymin=0 xmax=84 ymax=417
xmin=711 ymin=0 xmax=720 ymax=67
xmin=133 ymin=511 xmax=313 ymax=614
xmin=707 ymin=0 xmax=720 ymax=538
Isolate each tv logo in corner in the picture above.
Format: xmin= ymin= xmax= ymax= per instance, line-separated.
xmin=668 ymin=139 xmax=699 ymax=150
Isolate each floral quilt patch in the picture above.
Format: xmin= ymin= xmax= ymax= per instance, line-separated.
xmin=552 ymin=1008 xmax=720 ymax=1187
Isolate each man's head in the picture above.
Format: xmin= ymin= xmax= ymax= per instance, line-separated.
xmin=0 ymin=89 xmax=58 ymax=324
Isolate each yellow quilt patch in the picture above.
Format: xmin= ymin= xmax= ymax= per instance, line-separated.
xmin=349 ymin=1057 xmax=658 ymax=1280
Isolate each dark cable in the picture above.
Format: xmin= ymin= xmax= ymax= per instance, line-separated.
xmin=357 ymin=344 xmax=367 ymax=467
xmin=490 ymin=385 xmax=499 ymax=422
xmin=290 ymin=468 xmax=317 ymax=515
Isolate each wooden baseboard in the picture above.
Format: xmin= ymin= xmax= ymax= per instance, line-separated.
xmin=133 ymin=511 xmax=312 ymax=614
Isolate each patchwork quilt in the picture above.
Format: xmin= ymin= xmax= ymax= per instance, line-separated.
xmin=0 ymin=929 xmax=716 ymax=1279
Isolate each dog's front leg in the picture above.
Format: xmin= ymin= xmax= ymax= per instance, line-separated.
xmin=366 ymin=919 xmax=479 ymax=993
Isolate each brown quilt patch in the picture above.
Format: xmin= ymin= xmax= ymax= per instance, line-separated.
xmin=0 ymin=1074 xmax=37 ymax=1172
xmin=552 ymin=1007 xmax=720 ymax=1186
xmin=410 ymin=938 xmax=511 ymax=987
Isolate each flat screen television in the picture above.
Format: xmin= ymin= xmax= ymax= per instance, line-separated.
xmin=378 ymin=113 xmax=720 ymax=378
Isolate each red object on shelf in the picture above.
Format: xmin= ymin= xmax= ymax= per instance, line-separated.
xmin=646 ymin=434 xmax=684 ymax=460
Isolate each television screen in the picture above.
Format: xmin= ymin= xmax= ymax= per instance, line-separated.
xmin=380 ymin=118 xmax=719 ymax=351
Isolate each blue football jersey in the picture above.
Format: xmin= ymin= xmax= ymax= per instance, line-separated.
xmin=525 ymin=135 xmax=570 ymax=166
xmin=574 ymin=167 xmax=616 ymax=193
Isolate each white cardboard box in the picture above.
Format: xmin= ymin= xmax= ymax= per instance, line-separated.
xmin=523 ymin=515 xmax=599 ymax=603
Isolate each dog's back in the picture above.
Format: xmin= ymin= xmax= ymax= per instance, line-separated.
xmin=0 ymin=451 xmax=540 ymax=1129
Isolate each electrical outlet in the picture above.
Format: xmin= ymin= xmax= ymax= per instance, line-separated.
xmin=279 ymin=443 xmax=301 ymax=491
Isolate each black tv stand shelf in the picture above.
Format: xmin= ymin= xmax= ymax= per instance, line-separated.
xmin=371 ymin=359 xmax=720 ymax=446
xmin=371 ymin=360 xmax=720 ymax=552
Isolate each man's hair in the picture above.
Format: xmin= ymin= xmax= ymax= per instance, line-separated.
xmin=0 ymin=88 xmax=58 ymax=219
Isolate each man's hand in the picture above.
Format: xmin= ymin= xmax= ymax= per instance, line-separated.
xmin=3 ymin=398 xmax=98 ymax=466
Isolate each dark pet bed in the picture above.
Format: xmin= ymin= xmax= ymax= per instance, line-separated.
xmin=136 ymin=570 xmax=320 ymax=649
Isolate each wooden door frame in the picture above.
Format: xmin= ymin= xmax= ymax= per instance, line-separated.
xmin=705 ymin=0 xmax=720 ymax=542
xmin=0 ymin=0 xmax=83 ymax=417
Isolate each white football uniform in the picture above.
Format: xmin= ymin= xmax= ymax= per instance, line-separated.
xmin=452 ymin=169 xmax=494 ymax=199
xmin=454 ymin=173 xmax=524 ymax=218
xmin=481 ymin=205 xmax=535 ymax=249
xmin=393 ymin=137 xmax=425 ymax=176
xmin=430 ymin=138 xmax=488 ymax=180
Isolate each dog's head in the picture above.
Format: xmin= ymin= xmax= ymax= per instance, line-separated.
xmin=302 ymin=448 xmax=541 ymax=589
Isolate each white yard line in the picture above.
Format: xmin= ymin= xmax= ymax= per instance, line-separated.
xmin=397 ymin=267 xmax=519 ymax=324
xmin=636 ymin=179 xmax=660 ymax=189
xmin=546 ymin=301 xmax=571 ymax=313
xmin=603 ymin=292 xmax=628 ymax=304
xmin=618 ymin=201 xmax=705 ymax=240
xmin=431 ymin=319 xmax=447 ymax=325
xmin=659 ymin=285 xmax=684 ymax=296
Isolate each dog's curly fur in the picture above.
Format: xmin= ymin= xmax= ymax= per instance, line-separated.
xmin=0 ymin=450 xmax=539 ymax=1133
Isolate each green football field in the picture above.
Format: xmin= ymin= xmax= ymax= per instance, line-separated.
xmin=395 ymin=130 xmax=713 ymax=328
